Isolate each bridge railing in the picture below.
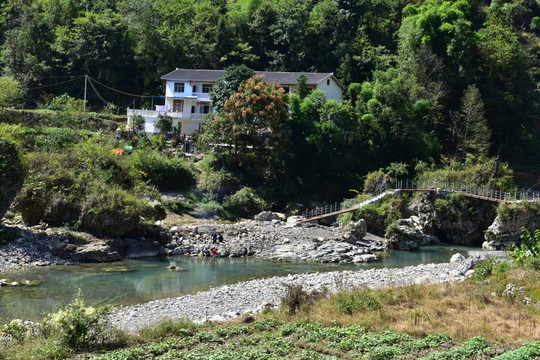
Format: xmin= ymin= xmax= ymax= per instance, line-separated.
xmin=301 ymin=180 xmax=540 ymax=222
xmin=301 ymin=183 xmax=391 ymax=220
xmin=395 ymin=179 xmax=540 ymax=202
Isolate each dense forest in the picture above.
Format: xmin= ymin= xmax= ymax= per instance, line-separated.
xmin=1 ymin=0 xmax=540 ymax=203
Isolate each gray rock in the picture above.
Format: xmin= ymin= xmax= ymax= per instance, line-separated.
xmin=450 ymin=253 xmax=466 ymax=263
xmin=254 ymin=211 xmax=281 ymax=222
xmin=352 ymin=254 xmax=377 ymax=263
xmin=342 ymin=219 xmax=367 ymax=244
xmin=483 ymin=202 xmax=540 ymax=250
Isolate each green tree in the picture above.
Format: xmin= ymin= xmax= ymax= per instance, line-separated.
xmin=294 ymin=73 xmax=310 ymax=99
xmin=0 ymin=76 xmax=23 ymax=108
xmin=155 ymin=113 xmax=173 ymax=134
xmin=205 ymin=75 xmax=290 ymax=183
xmin=453 ymin=84 xmax=491 ymax=158
xmin=52 ymin=10 xmax=132 ymax=86
xmin=477 ymin=21 xmax=535 ymax=147
xmin=132 ymin=114 xmax=146 ymax=135
xmin=209 ymin=65 xmax=255 ymax=111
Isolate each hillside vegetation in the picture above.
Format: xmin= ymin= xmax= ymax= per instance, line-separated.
xmin=0 ymin=0 xmax=539 ymax=205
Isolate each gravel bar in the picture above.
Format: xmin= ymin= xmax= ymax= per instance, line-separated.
xmin=109 ymin=256 xmax=495 ymax=333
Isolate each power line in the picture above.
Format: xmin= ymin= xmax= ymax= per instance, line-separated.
xmin=86 ymin=77 xmax=109 ymax=104
xmin=26 ymin=76 xmax=85 ymax=90
xmin=87 ymin=75 xmax=153 ymax=98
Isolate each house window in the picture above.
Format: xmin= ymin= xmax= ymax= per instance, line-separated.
xmin=199 ymin=102 xmax=211 ymax=114
xmin=174 ymin=82 xmax=185 ymax=93
xmin=202 ymin=84 xmax=212 ymax=93
xmin=173 ymin=100 xmax=183 ymax=112
xmin=192 ymin=85 xmax=197 ymax=93
xmin=282 ymin=87 xmax=290 ymax=94
xmin=327 ymin=79 xmax=330 ymax=85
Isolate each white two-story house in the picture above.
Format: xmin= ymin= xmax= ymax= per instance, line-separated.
xmin=127 ymin=69 xmax=345 ymax=135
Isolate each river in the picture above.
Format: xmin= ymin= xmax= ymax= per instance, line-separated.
xmin=0 ymin=244 xmax=479 ymax=320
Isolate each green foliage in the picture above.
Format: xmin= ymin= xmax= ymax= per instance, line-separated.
xmin=473 ymin=258 xmax=498 ymax=282
xmin=155 ymin=113 xmax=173 ymax=134
xmin=132 ymin=114 xmax=145 ymax=135
xmin=0 ymin=137 xmax=24 ymax=185
xmin=43 ymin=289 xmax=113 ymax=350
xmin=131 ymin=150 xmax=193 ymax=191
xmin=12 ymin=139 xmax=159 ymax=236
xmin=417 ymin=156 xmax=514 ymax=190
xmin=209 ymin=65 xmax=255 ymax=111
xmin=223 ymin=187 xmax=267 ymax=218
xmin=0 ymin=76 xmax=23 ymax=108
xmin=452 ymin=84 xmax=491 ymax=158
xmin=497 ymin=202 xmax=540 ymax=222
xmin=419 ymin=336 xmax=489 ymax=360
xmin=335 ymin=289 xmax=382 ymax=315
xmin=294 ymin=73 xmax=310 ymax=99
xmin=36 ymin=127 xmax=85 ymax=151
xmin=363 ymin=169 xmax=392 ymax=194
xmin=510 ymin=227 xmax=540 ymax=269
xmin=492 ymin=341 xmax=540 ymax=360
xmin=44 ymin=94 xmax=85 ymax=112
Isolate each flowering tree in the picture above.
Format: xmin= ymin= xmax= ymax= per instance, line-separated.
xmin=205 ymin=75 xmax=290 ymax=181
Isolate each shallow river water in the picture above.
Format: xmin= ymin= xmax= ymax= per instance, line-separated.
xmin=0 ymin=244 xmax=479 ymax=320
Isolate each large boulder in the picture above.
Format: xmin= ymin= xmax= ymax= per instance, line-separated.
xmin=385 ymin=217 xmax=439 ymax=250
xmin=80 ymin=209 xmax=139 ymax=237
xmin=254 ymin=211 xmax=283 ymax=222
xmin=0 ymin=139 xmax=24 ymax=219
xmin=341 ymin=219 xmax=367 ymax=244
xmin=483 ymin=202 xmax=540 ymax=250
xmin=406 ymin=191 xmax=497 ymax=246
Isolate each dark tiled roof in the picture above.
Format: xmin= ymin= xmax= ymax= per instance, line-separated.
xmin=161 ymin=69 xmax=344 ymax=89
xmin=161 ymin=69 xmax=225 ymax=82
xmin=253 ymin=71 xmax=330 ymax=86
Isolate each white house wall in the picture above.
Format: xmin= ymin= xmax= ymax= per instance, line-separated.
xmin=315 ymin=78 xmax=343 ymax=101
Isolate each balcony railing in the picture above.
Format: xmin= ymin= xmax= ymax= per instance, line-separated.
xmin=127 ymin=109 xmax=207 ymax=121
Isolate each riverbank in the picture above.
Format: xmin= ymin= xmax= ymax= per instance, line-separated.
xmin=0 ymin=217 xmax=387 ymax=274
xmin=109 ymin=251 xmax=505 ymax=333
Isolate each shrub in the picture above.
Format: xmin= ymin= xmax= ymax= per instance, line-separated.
xmin=36 ymin=127 xmax=83 ymax=151
xmin=492 ymin=341 xmax=540 ymax=360
xmin=155 ymin=113 xmax=173 ymax=134
xmin=510 ymin=227 xmax=540 ymax=269
xmin=131 ymin=150 xmax=193 ymax=191
xmin=363 ymin=169 xmax=392 ymax=194
xmin=196 ymin=200 xmax=223 ymax=218
xmin=417 ymin=156 xmax=514 ymax=190
xmin=223 ymin=187 xmax=267 ymax=218
xmin=473 ymin=258 xmax=498 ymax=282
xmin=45 ymin=94 xmax=85 ymax=112
xmin=282 ymin=285 xmax=318 ymax=315
xmin=43 ymin=289 xmax=115 ymax=350
xmin=335 ymin=289 xmax=382 ymax=315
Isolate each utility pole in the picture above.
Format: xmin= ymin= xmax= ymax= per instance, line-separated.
xmin=83 ymin=75 xmax=88 ymax=112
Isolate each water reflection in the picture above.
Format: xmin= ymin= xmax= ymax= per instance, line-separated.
xmin=0 ymin=244 xmax=479 ymax=320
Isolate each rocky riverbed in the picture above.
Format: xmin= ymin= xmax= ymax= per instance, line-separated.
xmin=0 ymin=215 xmax=386 ymax=274
xmin=109 ymin=251 xmax=505 ymax=333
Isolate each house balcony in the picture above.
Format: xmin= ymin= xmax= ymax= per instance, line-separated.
xmin=127 ymin=109 xmax=206 ymax=121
